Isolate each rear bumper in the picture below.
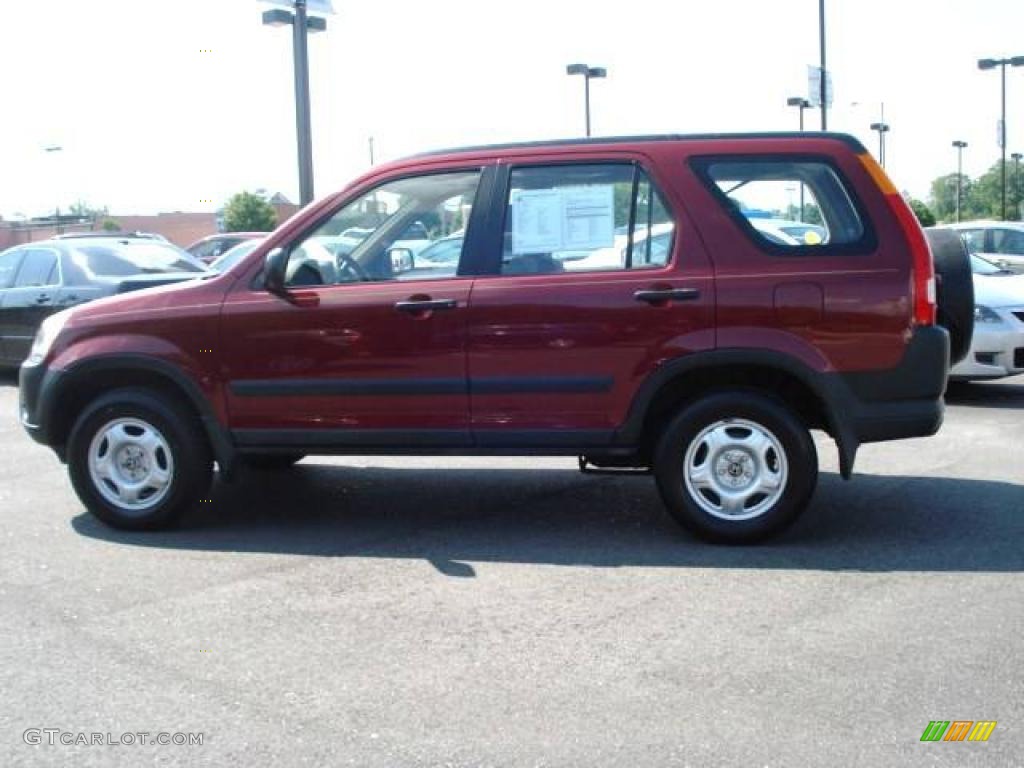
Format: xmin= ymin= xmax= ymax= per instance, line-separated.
xmin=838 ymin=325 xmax=949 ymax=446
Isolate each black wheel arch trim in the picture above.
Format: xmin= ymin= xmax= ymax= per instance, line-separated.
xmin=613 ymin=329 xmax=948 ymax=480
xmin=613 ymin=347 xmax=859 ymax=477
xmin=34 ymin=355 xmax=237 ymax=477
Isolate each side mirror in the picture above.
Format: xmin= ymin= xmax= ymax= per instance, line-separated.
xmin=389 ymin=247 xmax=414 ymax=273
xmin=263 ymin=247 xmax=289 ymax=295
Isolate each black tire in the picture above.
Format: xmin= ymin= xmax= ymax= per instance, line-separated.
xmin=653 ymin=390 xmax=818 ymax=544
xmin=67 ymin=388 xmax=213 ymax=531
xmin=242 ymin=453 xmax=306 ymax=471
xmin=924 ymin=227 xmax=974 ymax=366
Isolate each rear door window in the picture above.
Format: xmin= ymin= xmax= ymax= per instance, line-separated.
xmin=498 ymin=163 xmax=676 ymax=275
xmin=693 ymin=157 xmax=870 ymax=254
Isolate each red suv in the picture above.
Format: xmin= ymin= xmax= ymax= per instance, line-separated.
xmin=18 ymin=134 xmax=970 ymax=542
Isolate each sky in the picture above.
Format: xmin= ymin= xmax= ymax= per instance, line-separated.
xmin=1 ymin=0 xmax=1022 ymax=219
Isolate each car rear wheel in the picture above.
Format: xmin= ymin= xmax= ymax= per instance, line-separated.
xmin=67 ymin=388 xmax=212 ymax=530
xmin=653 ymin=391 xmax=818 ymax=543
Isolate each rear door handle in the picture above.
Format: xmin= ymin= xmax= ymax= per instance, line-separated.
xmin=633 ymin=288 xmax=701 ymax=304
xmin=35 ymin=294 xmax=52 ymax=304
xmin=394 ymin=298 xmax=458 ymax=314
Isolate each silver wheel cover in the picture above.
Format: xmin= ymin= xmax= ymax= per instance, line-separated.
xmin=87 ymin=417 xmax=175 ymax=514
xmin=682 ymin=418 xmax=788 ymax=521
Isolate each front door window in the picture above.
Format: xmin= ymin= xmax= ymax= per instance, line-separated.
xmin=285 ymin=171 xmax=481 ymax=287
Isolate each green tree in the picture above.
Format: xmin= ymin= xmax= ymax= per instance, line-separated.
xmin=928 ymin=173 xmax=964 ymax=223
xmin=967 ymin=161 xmax=1007 ymax=220
xmin=101 ymin=219 xmax=121 ymax=232
xmin=782 ymin=202 xmax=823 ymax=225
xmin=907 ymin=198 xmax=936 ymax=227
xmin=223 ymin=191 xmax=277 ymax=232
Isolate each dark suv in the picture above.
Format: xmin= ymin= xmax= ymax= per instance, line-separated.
xmin=18 ymin=134 xmax=971 ymax=542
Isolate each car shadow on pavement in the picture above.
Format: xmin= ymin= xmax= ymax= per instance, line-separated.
xmin=71 ymin=465 xmax=1024 ymax=574
xmin=0 ymin=370 xmax=18 ymax=388
xmin=945 ymin=379 xmax=1024 ymax=409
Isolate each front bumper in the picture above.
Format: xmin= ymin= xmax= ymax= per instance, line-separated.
xmin=18 ymin=360 xmax=50 ymax=447
xmin=949 ymin=311 xmax=1024 ymax=380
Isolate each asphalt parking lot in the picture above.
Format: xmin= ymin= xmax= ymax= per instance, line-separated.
xmin=0 ymin=371 xmax=1022 ymax=767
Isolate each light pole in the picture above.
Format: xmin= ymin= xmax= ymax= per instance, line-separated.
xmin=952 ymin=140 xmax=967 ymax=223
xmin=1013 ymin=151 xmax=1023 ymax=219
xmin=44 ymin=145 xmax=63 ymax=234
xmin=977 ymin=56 xmax=1024 ymax=220
xmin=869 ymin=120 xmax=890 ymax=167
xmin=787 ymin=97 xmax=811 ymax=221
xmin=786 ymin=97 xmax=811 ymax=131
xmin=566 ymin=63 xmax=606 ymax=137
xmin=818 ymin=0 xmax=827 ymax=130
xmin=262 ymin=0 xmax=329 ymax=206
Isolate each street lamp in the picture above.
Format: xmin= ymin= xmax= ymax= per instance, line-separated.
xmin=1013 ymin=151 xmax=1023 ymax=220
xmin=44 ymin=145 xmax=63 ymax=234
xmin=977 ymin=55 xmax=1024 ymax=220
xmin=818 ymin=0 xmax=827 ymax=129
xmin=952 ymin=140 xmax=968 ymax=223
xmin=869 ymin=120 xmax=890 ymax=167
xmin=262 ymin=0 xmax=330 ymax=206
xmin=786 ymin=97 xmax=811 ymax=131
xmin=786 ymin=97 xmax=811 ymax=221
xmin=566 ymin=63 xmax=606 ymax=137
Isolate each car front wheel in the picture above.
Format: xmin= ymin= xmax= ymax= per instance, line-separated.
xmin=67 ymin=388 xmax=213 ymax=530
xmin=654 ymin=390 xmax=818 ymax=543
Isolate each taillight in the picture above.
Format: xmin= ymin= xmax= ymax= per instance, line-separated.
xmin=858 ymin=153 xmax=937 ymax=327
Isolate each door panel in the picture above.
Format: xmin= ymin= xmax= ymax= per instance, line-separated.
xmin=221 ymin=279 xmax=473 ymax=435
xmin=0 ymin=248 xmax=26 ymax=363
xmin=468 ymin=264 xmax=714 ymax=435
xmin=2 ymin=247 xmax=60 ymax=363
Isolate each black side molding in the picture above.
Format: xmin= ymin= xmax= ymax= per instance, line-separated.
xmin=230 ymin=375 xmax=614 ymax=398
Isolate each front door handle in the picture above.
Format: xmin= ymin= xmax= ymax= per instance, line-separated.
xmin=633 ymin=288 xmax=701 ymax=305
xmin=35 ymin=294 xmax=52 ymax=304
xmin=394 ymin=298 xmax=458 ymax=314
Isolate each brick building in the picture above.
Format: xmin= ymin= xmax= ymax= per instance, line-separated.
xmin=0 ymin=197 xmax=300 ymax=251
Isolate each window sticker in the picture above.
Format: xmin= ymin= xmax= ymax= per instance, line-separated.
xmin=510 ymin=185 xmax=615 ymax=254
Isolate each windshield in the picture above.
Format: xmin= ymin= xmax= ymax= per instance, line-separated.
xmin=970 ymin=253 xmax=1005 ymax=275
xmin=70 ymin=243 xmax=207 ymax=276
xmin=210 ymin=240 xmax=262 ymax=272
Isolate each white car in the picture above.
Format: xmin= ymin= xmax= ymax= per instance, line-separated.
xmin=562 ymin=223 xmax=675 ymax=271
xmin=949 ymin=254 xmax=1024 ymax=380
xmin=946 ymin=220 xmax=1024 ymax=273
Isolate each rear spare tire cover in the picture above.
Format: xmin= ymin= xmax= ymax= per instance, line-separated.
xmin=924 ymin=227 xmax=974 ymax=365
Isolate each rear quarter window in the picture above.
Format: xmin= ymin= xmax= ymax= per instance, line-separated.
xmin=691 ymin=156 xmax=874 ymax=256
